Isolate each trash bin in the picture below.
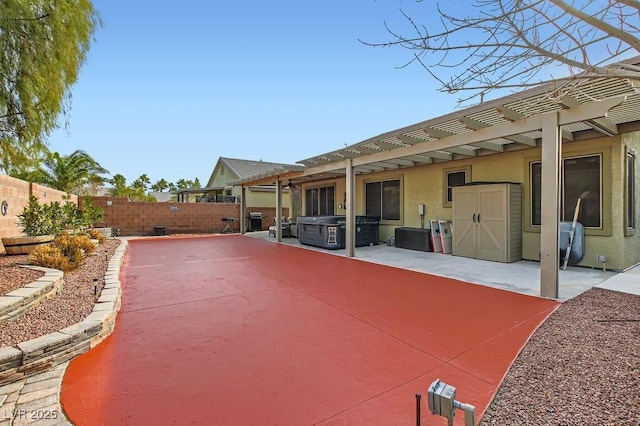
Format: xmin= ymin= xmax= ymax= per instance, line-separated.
xmin=247 ymin=212 xmax=263 ymax=232
xmin=153 ymin=226 xmax=167 ymax=236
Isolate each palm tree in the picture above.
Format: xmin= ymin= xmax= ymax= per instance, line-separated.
xmin=39 ymin=150 xmax=109 ymax=193
xmin=132 ymin=174 xmax=151 ymax=191
xmin=175 ymin=178 xmax=190 ymax=189
xmin=151 ymin=178 xmax=169 ymax=192
xmin=109 ymin=174 xmax=128 ymax=197
xmin=193 ymin=177 xmax=201 ymax=188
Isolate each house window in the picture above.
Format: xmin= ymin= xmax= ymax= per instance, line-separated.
xmin=305 ymin=186 xmax=334 ymax=215
xmin=443 ymin=166 xmax=471 ymax=206
xmin=366 ymin=179 xmax=401 ymax=221
xmin=626 ymin=149 xmax=635 ymax=233
xmin=530 ymin=154 xmax=602 ymax=228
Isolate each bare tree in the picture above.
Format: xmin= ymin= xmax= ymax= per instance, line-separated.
xmin=366 ymin=0 xmax=640 ymax=104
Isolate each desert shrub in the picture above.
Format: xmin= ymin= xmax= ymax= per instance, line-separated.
xmin=86 ymin=228 xmax=105 ymax=243
xmin=55 ymin=234 xmax=96 ymax=258
xmin=28 ymin=245 xmax=74 ymax=271
xmin=80 ymin=197 xmax=104 ymax=228
xmin=29 ymin=234 xmax=96 ymax=271
xmin=17 ymin=195 xmax=105 ymax=237
xmin=18 ymin=196 xmax=62 ymax=236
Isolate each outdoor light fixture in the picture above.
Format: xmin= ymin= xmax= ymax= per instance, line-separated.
xmin=93 ymin=278 xmax=98 ymax=296
xmin=426 ymin=379 xmax=476 ymax=426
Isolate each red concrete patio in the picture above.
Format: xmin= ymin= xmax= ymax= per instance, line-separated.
xmin=61 ymin=235 xmax=558 ymax=425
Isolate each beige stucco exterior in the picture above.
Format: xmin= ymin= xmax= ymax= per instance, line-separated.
xmin=299 ymin=131 xmax=640 ymax=271
xmin=205 ymin=160 xmax=290 ymax=208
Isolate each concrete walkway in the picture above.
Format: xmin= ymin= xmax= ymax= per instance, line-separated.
xmin=246 ymin=231 xmax=627 ymax=300
xmin=0 ymin=362 xmax=70 ymax=426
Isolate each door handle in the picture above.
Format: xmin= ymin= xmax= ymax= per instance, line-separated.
xmin=477 ymin=214 xmax=481 ymax=223
xmin=472 ymin=213 xmax=476 ymax=223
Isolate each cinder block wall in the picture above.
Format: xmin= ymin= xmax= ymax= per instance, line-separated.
xmin=0 ymin=175 xmax=30 ymax=240
xmin=0 ymin=176 xmax=77 ymax=240
xmin=83 ymin=197 xmax=290 ymax=236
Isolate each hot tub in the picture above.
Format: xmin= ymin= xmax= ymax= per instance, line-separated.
xmin=297 ymin=216 xmax=380 ymax=249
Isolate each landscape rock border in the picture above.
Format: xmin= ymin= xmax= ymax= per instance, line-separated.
xmin=0 ymin=267 xmax=63 ymax=323
xmin=0 ymin=240 xmax=128 ymax=385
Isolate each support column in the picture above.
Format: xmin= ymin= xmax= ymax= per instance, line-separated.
xmin=276 ymin=178 xmax=283 ymax=242
xmin=540 ymin=112 xmax=562 ymax=298
xmin=345 ymin=159 xmax=355 ymax=258
xmin=240 ymin=186 xmax=246 ymax=235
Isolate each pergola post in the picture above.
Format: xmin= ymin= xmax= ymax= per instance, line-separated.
xmin=345 ymin=159 xmax=355 ymax=257
xmin=240 ymin=186 xmax=246 ymax=235
xmin=540 ymin=111 xmax=562 ymax=299
xmin=276 ymin=178 xmax=283 ymax=242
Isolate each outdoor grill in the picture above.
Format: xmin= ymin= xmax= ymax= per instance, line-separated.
xmin=248 ymin=212 xmax=263 ymax=232
xmin=297 ymin=215 xmax=380 ymax=249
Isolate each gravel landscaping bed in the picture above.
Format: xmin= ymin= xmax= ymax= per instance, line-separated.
xmin=0 ymin=239 xmax=120 ymax=346
xmin=0 ymin=254 xmax=44 ymax=296
xmin=482 ymin=287 xmax=640 ymax=425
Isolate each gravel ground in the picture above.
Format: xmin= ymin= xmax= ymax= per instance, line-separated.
xmin=482 ymin=287 xmax=640 ymax=425
xmin=1 ymin=238 xmax=638 ymax=423
xmin=0 ymin=254 xmax=45 ymax=296
xmin=0 ymin=239 xmax=120 ymax=346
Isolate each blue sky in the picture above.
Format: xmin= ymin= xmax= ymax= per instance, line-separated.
xmin=49 ymin=1 xmax=462 ymax=186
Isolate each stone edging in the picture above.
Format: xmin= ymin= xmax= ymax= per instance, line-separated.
xmin=0 ymin=267 xmax=64 ymax=323
xmin=0 ymin=239 xmax=128 ymax=385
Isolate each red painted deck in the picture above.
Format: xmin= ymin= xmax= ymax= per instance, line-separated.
xmin=61 ymin=236 xmax=558 ymax=425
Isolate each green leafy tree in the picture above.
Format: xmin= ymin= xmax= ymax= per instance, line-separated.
xmin=79 ymin=173 xmax=106 ymax=196
xmin=3 ymin=148 xmax=47 ymax=182
xmin=39 ymin=149 xmax=109 ymax=193
xmin=167 ymin=182 xmax=177 ymax=192
xmin=0 ymin=1 xmax=101 ymax=173
xmin=193 ymin=177 xmax=201 ymax=188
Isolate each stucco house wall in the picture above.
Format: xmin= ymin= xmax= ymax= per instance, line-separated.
xmin=300 ymin=131 xmax=640 ymax=271
xmin=204 ymin=158 xmax=291 ymax=208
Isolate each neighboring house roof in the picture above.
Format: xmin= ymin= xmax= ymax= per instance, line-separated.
xmin=148 ymin=191 xmax=174 ymax=202
xmin=171 ymin=187 xmax=209 ymax=195
xmin=206 ymin=157 xmax=304 ymax=188
xmin=219 ymin=157 xmax=301 ymax=180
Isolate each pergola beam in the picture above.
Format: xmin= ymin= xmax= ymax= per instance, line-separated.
xmin=496 ymin=105 xmax=525 ymax=121
xmin=560 ymin=97 xmax=619 ymax=136
xmin=396 ymin=134 xmax=429 ymax=145
xmin=346 ymin=96 xmax=625 ymax=169
xmin=461 ymin=116 xmax=536 ymax=147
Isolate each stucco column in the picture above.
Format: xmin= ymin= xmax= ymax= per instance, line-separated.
xmin=276 ymin=178 xmax=283 ymax=242
xmin=345 ymin=159 xmax=355 ymax=257
xmin=540 ymin=111 xmax=562 ymax=298
xmin=240 ymin=186 xmax=246 ymax=235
